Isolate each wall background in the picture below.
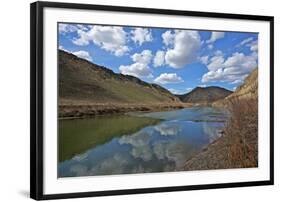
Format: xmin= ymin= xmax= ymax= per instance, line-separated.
xmin=0 ymin=0 xmax=279 ymax=201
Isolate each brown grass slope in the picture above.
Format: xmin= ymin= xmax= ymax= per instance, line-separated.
xmin=213 ymin=68 xmax=258 ymax=107
xmin=59 ymin=50 xmax=180 ymax=104
xmin=177 ymin=86 xmax=232 ymax=103
xmin=59 ymin=50 xmax=187 ymax=117
xmin=185 ymin=68 xmax=258 ymax=170
xmin=228 ymin=68 xmax=258 ymax=99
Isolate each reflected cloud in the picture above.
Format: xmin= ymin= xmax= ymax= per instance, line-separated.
xmin=154 ymin=123 xmax=181 ymax=136
xmin=59 ymin=107 xmax=227 ymax=177
xmin=202 ymin=122 xmax=223 ymax=143
xmin=72 ymin=152 xmax=89 ymax=161
xmin=70 ymin=164 xmax=88 ymax=176
xmin=90 ymin=153 xmax=129 ymax=175
xmin=153 ymin=141 xmax=193 ymax=169
xmin=119 ymin=125 xmax=194 ymax=170
xmin=119 ymin=130 xmax=153 ymax=161
xmin=69 ymin=153 xmax=130 ymax=176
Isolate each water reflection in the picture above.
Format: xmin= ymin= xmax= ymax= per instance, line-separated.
xmin=59 ymin=115 xmax=159 ymax=162
xmin=59 ymin=107 xmax=226 ymax=177
xmin=154 ymin=123 xmax=181 ymax=136
xmin=119 ymin=130 xmax=153 ymax=162
xmin=202 ymin=122 xmax=223 ymax=143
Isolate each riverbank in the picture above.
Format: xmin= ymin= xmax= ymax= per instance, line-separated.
xmin=184 ymin=97 xmax=258 ymax=170
xmin=59 ymin=101 xmax=193 ymax=119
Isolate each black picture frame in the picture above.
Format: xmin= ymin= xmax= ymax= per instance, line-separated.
xmin=30 ymin=1 xmax=274 ymax=200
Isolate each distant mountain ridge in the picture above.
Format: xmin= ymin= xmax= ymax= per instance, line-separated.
xmin=59 ymin=50 xmax=180 ymax=104
xmin=177 ymin=86 xmax=232 ymax=103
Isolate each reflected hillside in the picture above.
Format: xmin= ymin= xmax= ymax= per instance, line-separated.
xmin=59 ymin=115 xmax=160 ymax=162
xmin=59 ymin=107 xmax=226 ymax=177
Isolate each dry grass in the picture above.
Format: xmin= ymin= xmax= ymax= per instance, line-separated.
xmin=59 ymin=100 xmax=193 ymax=118
xmin=224 ymin=97 xmax=258 ymax=168
xmin=184 ymin=97 xmax=258 ymax=170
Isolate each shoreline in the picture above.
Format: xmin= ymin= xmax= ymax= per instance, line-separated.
xmin=59 ymin=102 xmax=193 ymax=119
xmin=184 ymin=98 xmax=258 ymax=171
xmin=183 ymin=133 xmax=232 ymax=171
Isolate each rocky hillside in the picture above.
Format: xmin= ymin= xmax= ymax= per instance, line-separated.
xmin=59 ymin=50 xmax=180 ymax=105
xmin=228 ymin=68 xmax=258 ymax=100
xmin=177 ymin=86 xmax=232 ymax=103
xmin=213 ymin=68 xmax=258 ymax=107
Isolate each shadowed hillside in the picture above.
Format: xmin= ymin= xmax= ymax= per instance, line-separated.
xmin=177 ymin=86 xmax=232 ymax=103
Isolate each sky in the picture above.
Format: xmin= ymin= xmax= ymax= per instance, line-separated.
xmin=58 ymin=23 xmax=258 ymax=94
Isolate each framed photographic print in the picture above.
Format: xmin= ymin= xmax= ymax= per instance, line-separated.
xmin=30 ymin=1 xmax=274 ymax=200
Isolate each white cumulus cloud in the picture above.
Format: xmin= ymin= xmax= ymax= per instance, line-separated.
xmin=59 ymin=23 xmax=78 ymax=33
xmin=164 ymin=30 xmax=201 ymax=68
xmin=131 ymin=28 xmax=153 ymax=45
xmin=131 ymin=49 xmax=152 ymax=64
xmin=168 ymin=87 xmax=192 ymax=95
xmin=206 ymin=32 xmax=225 ymax=43
xmin=58 ymin=46 xmax=93 ymax=62
xmin=119 ymin=50 xmax=153 ymax=78
xmin=72 ymin=25 xmax=129 ymax=57
xmin=153 ymin=50 xmax=165 ymax=67
xmin=154 ymin=73 xmax=183 ymax=84
xmin=201 ymin=52 xmax=257 ymax=83
xmin=162 ymin=30 xmax=174 ymax=46
xmin=207 ymin=44 xmax=214 ymax=50
xmin=71 ymin=50 xmax=93 ymax=62
xmin=58 ymin=45 xmax=69 ymax=52
xmin=59 ymin=23 xmax=90 ymax=34
xmin=200 ymin=55 xmax=209 ymax=65
xmin=240 ymin=37 xmax=254 ymax=46
xmin=247 ymin=40 xmax=258 ymax=52
xmin=207 ymin=55 xmax=225 ymax=71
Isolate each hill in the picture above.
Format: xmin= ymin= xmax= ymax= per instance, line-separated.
xmin=227 ymin=68 xmax=258 ymax=100
xmin=58 ymin=50 xmax=184 ymax=117
xmin=177 ymin=86 xmax=232 ymax=103
xmin=213 ymin=68 xmax=258 ymax=107
xmin=59 ymin=50 xmax=180 ymax=104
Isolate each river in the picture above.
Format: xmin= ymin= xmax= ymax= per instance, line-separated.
xmin=58 ymin=107 xmax=228 ymax=177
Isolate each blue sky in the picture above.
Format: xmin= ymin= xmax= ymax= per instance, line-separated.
xmin=59 ymin=23 xmax=258 ymax=94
